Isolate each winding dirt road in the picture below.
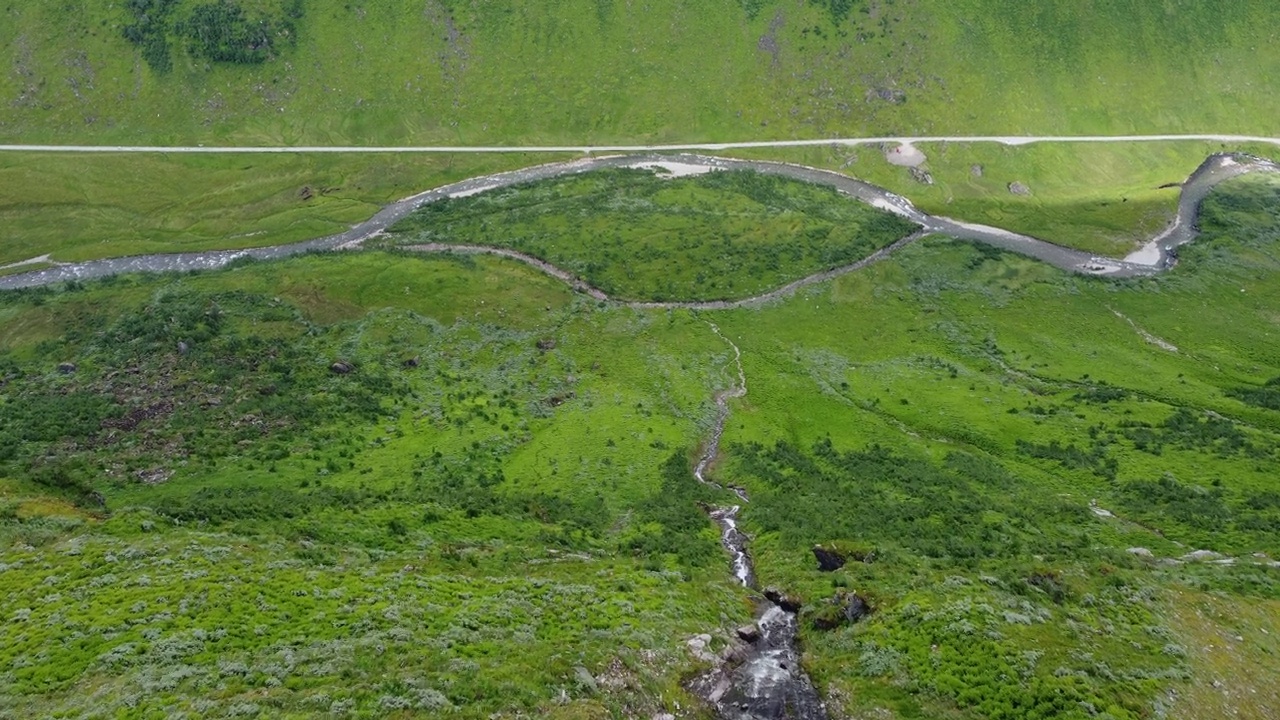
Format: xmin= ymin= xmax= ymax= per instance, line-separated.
xmin=2 ymin=134 xmax=1279 ymax=153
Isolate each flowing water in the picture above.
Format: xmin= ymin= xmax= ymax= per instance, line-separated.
xmin=689 ymin=323 xmax=829 ymax=720
xmin=3 ymin=152 xmax=1276 ymax=292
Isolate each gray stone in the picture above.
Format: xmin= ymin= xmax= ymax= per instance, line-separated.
xmin=573 ymin=666 xmax=597 ymax=694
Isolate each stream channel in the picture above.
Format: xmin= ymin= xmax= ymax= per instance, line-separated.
xmin=686 ymin=323 xmax=829 ymax=720
xmin=2 ymin=152 xmax=1277 ymax=292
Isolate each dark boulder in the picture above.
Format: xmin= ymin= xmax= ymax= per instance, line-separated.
xmin=57 ymin=362 xmax=77 ymax=374
xmin=330 ymin=361 xmax=354 ymax=375
xmin=763 ymin=586 xmax=803 ymax=613
xmin=810 ymin=591 xmax=874 ymax=631
xmin=536 ymin=338 xmax=557 ymax=351
xmin=813 ymin=543 xmax=875 ymax=571
xmin=844 ymin=593 xmax=872 ymax=623
xmin=812 ymin=544 xmax=847 ymax=572
xmin=402 ymin=356 xmax=420 ymax=368
xmin=909 ymin=166 xmax=934 ymax=185
xmin=736 ymin=624 xmax=761 ymax=643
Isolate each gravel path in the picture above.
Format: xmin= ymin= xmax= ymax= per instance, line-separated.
xmin=2 ymin=134 xmax=1279 ymax=153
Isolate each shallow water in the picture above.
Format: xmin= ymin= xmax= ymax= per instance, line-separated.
xmin=3 ymin=152 xmax=1275 ymax=292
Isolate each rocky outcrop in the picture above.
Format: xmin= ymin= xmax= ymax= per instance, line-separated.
xmin=763 ymin=587 xmax=803 ymax=613
xmin=812 ymin=545 xmax=846 ymax=572
xmin=909 ymin=166 xmax=934 ymax=185
xmin=812 ymin=543 xmax=875 ymax=571
xmin=809 ymin=591 xmax=874 ymax=631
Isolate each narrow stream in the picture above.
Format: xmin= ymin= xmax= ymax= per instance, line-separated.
xmin=2 ymin=152 xmax=1276 ymax=292
xmin=690 ymin=323 xmax=829 ymax=720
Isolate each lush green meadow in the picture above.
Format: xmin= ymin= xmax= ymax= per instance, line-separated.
xmin=3 ymin=1 xmax=1278 ymax=145
xmin=708 ymin=173 xmax=1280 ymax=718
xmin=384 ymin=168 xmax=915 ymax=301
xmin=0 ymin=151 xmax=565 ymax=266
xmin=0 ymin=250 xmax=754 ymax=718
xmin=3 ymin=1 xmax=1280 ymax=717
xmin=737 ymin=141 xmax=1280 ymax=257
xmin=2 ymin=169 xmax=1280 ymax=718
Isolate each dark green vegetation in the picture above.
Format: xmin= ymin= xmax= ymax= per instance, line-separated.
xmin=4 ymin=170 xmax=1280 ymax=718
xmin=121 ymin=0 xmax=302 ymax=72
xmin=4 ymin=1 xmax=1279 ymax=144
xmin=384 ymin=168 xmax=915 ymax=301
xmin=0 ymin=251 xmax=745 ymax=718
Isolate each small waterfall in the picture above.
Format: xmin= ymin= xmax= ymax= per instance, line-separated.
xmin=690 ymin=323 xmax=829 ymax=720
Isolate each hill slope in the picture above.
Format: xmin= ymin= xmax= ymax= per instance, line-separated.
xmin=2 ymin=0 xmax=1278 ymax=145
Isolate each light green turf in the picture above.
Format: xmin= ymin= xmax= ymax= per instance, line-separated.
xmin=0 ymin=151 xmax=567 ymax=265
xmin=735 ymin=141 xmax=1280 ymax=257
xmin=2 ymin=1 xmax=1278 ymax=145
xmin=384 ymin=167 xmax=915 ymax=301
xmin=3 ymin=173 xmax=1280 ymax=718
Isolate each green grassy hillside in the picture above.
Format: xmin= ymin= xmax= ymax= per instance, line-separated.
xmin=2 ymin=168 xmax=1279 ymax=719
xmin=2 ymin=0 xmax=1278 ymax=145
xmin=383 ymin=168 xmax=916 ymax=301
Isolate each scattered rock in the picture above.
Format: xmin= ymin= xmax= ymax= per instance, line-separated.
xmin=812 ymin=544 xmax=847 ymax=572
xmin=736 ymin=624 xmax=761 ymax=643
xmin=177 ymin=341 xmax=189 ymax=355
xmin=811 ymin=590 xmax=873 ymax=630
xmin=756 ymin=11 xmax=784 ymax=65
xmin=865 ymin=87 xmax=907 ymax=105
xmin=763 ymin=587 xmax=803 ymax=613
xmin=844 ymin=593 xmax=872 ymax=623
xmin=572 ymin=666 xmax=597 ymax=694
xmin=1127 ymin=547 xmax=1154 ymax=558
xmin=653 ymin=714 xmax=676 ymax=720
xmin=686 ymin=634 xmax=717 ymax=662
xmin=971 ymin=164 xmax=984 ymax=178
xmin=330 ymin=361 xmax=354 ymax=375
xmin=299 ymin=186 xmax=314 ymax=201
xmin=1008 ymin=181 xmax=1032 ymax=196
xmin=101 ymin=401 xmax=174 ymax=431
xmin=134 ymin=468 xmax=173 ymax=485
xmin=813 ymin=543 xmax=875 ymax=571
xmin=909 ymin=166 xmax=934 ymax=185
xmin=536 ymin=338 xmax=557 ymax=351
xmin=721 ymin=642 xmax=748 ymax=664
xmin=57 ymin=362 xmax=77 ymax=374
xmin=546 ymin=391 xmax=575 ymax=407
xmin=402 ymin=356 xmax=420 ymax=368
xmin=1182 ymin=549 xmax=1225 ymax=562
